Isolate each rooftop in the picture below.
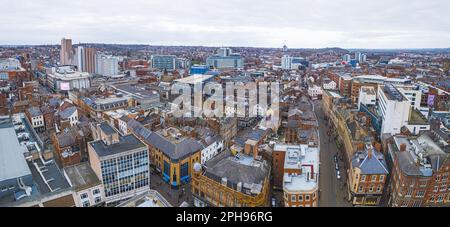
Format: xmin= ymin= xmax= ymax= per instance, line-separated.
xmin=0 ymin=118 xmax=32 ymax=182
xmin=117 ymin=190 xmax=172 ymax=207
xmin=89 ymin=134 xmax=146 ymax=158
xmin=63 ymin=162 xmax=101 ymax=191
xmin=27 ymin=107 xmax=42 ymax=117
xmin=409 ymin=108 xmax=429 ymax=125
xmin=381 ymin=84 xmax=406 ymax=102
xmin=59 ymin=106 xmax=77 ymax=119
xmin=391 ymin=133 xmax=447 ymax=177
xmin=145 ymin=129 xmax=203 ymax=162
xmin=174 ymin=74 xmax=215 ymax=85
xmin=99 ymin=122 xmax=116 ymax=135
xmin=204 ymin=152 xmax=270 ymax=196
xmin=351 ymin=144 xmax=388 ymax=175
xmin=275 ymin=144 xmax=320 ymax=192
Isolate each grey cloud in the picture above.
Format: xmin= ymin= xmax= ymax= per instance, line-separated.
xmin=0 ymin=0 xmax=449 ymax=48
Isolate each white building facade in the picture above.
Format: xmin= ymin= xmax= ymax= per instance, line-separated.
xmin=377 ymin=85 xmax=411 ymax=135
xmin=200 ymin=139 xmax=224 ymax=164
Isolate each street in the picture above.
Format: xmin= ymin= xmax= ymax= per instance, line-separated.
xmin=313 ymin=100 xmax=351 ymax=207
xmin=150 ymin=170 xmax=192 ymax=207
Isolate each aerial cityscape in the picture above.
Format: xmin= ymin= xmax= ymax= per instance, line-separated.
xmin=0 ymin=0 xmax=449 ymax=211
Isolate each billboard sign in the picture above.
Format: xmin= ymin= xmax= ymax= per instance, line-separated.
xmin=60 ymin=82 xmax=70 ymax=91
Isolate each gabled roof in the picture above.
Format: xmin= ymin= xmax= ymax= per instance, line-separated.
xmin=352 ymin=147 xmax=388 ymax=175
xmin=27 ymin=106 xmax=42 ymax=117
xmin=59 ymin=106 xmax=77 ymax=119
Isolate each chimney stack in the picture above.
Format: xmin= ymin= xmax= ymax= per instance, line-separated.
xmin=368 ymin=147 xmax=373 ymax=159
xmin=400 ymin=143 xmax=407 ymax=152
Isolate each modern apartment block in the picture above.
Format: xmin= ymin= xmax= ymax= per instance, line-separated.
xmin=60 ymin=38 xmax=73 ymax=65
xmin=206 ymin=47 xmax=244 ymax=70
xmin=88 ymin=122 xmax=150 ymax=204
xmin=151 ymin=55 xmax=177 ymax=71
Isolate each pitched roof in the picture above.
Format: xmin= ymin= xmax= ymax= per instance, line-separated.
xmin=352 ymin=147 xmax=388 ymax=175
xmin=146 ymin=132 xmax=202 ymax=162
xmin=59 ymin=106 xmax=77 ymax=119
xmin=27 ymin=106 xmax=42 ymax=117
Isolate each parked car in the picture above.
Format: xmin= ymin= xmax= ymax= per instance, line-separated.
xmin=271 ymin=197 xmax=277 ymax=207
xmin=336 ymin=170 xmax=341 ymax=180
xmin=333 ymin=155 xmax=338 ymax=163
xmin=335 ymin=163 xmax=339 ymax=170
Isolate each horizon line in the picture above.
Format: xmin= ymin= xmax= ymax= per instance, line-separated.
xmin=0 ymin=43 xmax=449 ymax=50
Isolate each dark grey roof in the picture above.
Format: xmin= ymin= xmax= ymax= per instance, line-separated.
xmin=89 ymin=134 xmax=146 ymax=157
xmin=48 ymin=98 xmax=62 ymax=107
xmin=146 ymin=133 xmax=202 ymax=162
xmin=99 ymin=122 xmax=116 ymax=135
xmin=56 ymin=129 xmax=77 ymax=147
xmin=59 ymin=106 xmax=77 ymax=119
xmin=205 ymin=156 xmax=269 ymax=190
xmin=120 ymin=115 xmax=131 ymax=122
xmin=30 ymin=159 xmax=71 ymax=194
xmin=28 ymin=107 xmax=42 ymax=117
xmin=352 ymin=148 xmax=388 ymax=175
xmin=128 ymin=119 xmax=153 ymax=139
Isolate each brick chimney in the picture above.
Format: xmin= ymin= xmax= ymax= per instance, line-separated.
xmin=368 ymin=146 xmax=373 ymax=159
xmin=374 ymin=142 xmax=382 ymax=153
xmin=400 ymin=143 xmax=407 ymax=152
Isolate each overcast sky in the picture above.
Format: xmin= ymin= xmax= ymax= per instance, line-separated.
xmin=1 ymin=0 xmax=449 ymax=48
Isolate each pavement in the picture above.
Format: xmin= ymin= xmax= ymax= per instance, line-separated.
xmin=313 ymin=100 xmax=352 ymax=207
xmin=150 ymin=170 xmax=192 ymax=207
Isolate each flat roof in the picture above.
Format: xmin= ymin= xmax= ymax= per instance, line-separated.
xmin=117 ymin=190 xmax=172 ymax=207
xmin=277 ymin=144 xmax=320 ymax=192
xmin=89 ymin=134 xmax=146 ymax=158
xmin=174 ymin=74 xmax=215 ymax=85
xmin=63 ymin=162 xmax=101 ymax=190
xmin=0 ymin=119 xmax=32 ymax=182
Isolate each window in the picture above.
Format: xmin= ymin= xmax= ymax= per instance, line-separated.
xmin=434 ymin=186 xmax=439 ymax=192
xmin=93 ymin=189 xmax=100 ymax=195
xmin=416 ymin=191 xmax=425 ymax=198
xmin=305 ymin=195 xmax=310 ymax=201
xmin=359 ymin=186 xmax=364 ymax=192
xmin=401 ymin=200 xmax=408 ymax=207
xmin=361 ymin=175 xmax=366 ymax=181
xmin=377 ymin=186 xmax=382 ymax=192
xmin=406 ymin=189 xmax=413 ymax=197
xmin=298 ymin=195 xmax=303 ymax=201
xmin=369 ymin=186 xmax=374 ymax=192
xmin=379 ymin=175 xmax=385 ymax=182
xmin=440 ymin=183 xmax=447 ymax=192
xmin=80 ymin=193 xmax=88 ymax=200
xmin=372 ymin=175 xmax=377 ymax=182
xmin=291 ymin=195 xmax=296 ymax=202
xmin=82 ymin=201 xmax=90 ymax=207
xmin=94 ymin=196 xmax=102 ymax=204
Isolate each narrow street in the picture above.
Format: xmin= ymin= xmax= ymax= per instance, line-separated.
xmin=150 ymin=170 xmax=192 ymax=207
xmin=313 ymin=100 xmax=351 ymax=207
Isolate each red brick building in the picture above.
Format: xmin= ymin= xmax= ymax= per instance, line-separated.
xmin=388 ymin=132 xmax=450 ymax=207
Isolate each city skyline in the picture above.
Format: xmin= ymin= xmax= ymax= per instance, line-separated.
xmin=1 ymin=0 xmax=449 ymax=49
